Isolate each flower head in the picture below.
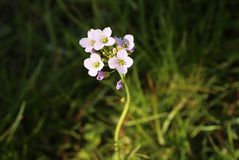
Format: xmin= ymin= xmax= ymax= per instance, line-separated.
xmin=84 ymin=54 xmax=104 ymax=77
xmin=108 ymin=50 xmax=133 ymax=74
xmin=93 ymin=27 xmax=115 ymax=50
xmin=115 ymin=34 xmax=135 ymax=51
xmin=80 ymin=27 xmax=135 ymax=83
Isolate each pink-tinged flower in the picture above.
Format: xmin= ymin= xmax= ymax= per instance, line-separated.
xmin=114 ymin=34 xmax=135 ymax=51
xmin=116 ymin=80 xmax=123 ymax=90
xmin=93 ymin=27 xmax=115 ymax=50
xmin=108 ymin=50 xmax=133 ymax=74
xmin=79 ymin=29 xmax=99 ymax=53
xmin=84 ymin=54 xmax=104 ymax=77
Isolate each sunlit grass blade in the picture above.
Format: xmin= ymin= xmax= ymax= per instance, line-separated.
xmin=0 ymin=101 xmax=26 ymax=142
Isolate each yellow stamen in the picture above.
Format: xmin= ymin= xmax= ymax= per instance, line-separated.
xmin=117 ymin=59 xmax=125 ymax=65
xmin=93 ymin=62 xmax=100 ymax=68
xmin=101 ymin=37 xmax=108 ymax=43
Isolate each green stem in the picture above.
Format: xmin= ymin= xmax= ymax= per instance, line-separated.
xmin=114 ymin=74 xmax=131 ymax=160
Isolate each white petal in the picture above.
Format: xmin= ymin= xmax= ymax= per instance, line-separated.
xmin=92 ymin=29 xmax=104 ymax=41
xmin=85 ymin=47 xmax=93 ymax=53
xmin=93 ymin=41 xmax=104 ymax=50
xmin=90 ymin=53 xmax=101 ymax=61
xmin=105 ymin=37 xmax=115 ymax=46
xmin=79 ymin=38 xmax=90 ymax=48
xmin=87 ymin=29 xmax=95 ymax=39
xmin=99 ymin=61 xmax=104 ymax=70
xmin=116 ymin=66 xmax=127 ymax=74
xmin=103 ymin=27 xmax=112 ymax=37
xmin=124 ymin=34 xmax=134 ymax=43
xmin=127 ymin=42 xmax=135 ymax=51
xmin=125 ymin=57 xmax=133 ymax=68
xmin=117 ymin=50 xmax=128 ymax=58
xmin=108 ymin=57 xmax=118 ymax=69
xmin=88 ymin=69 xmax=98 ymax=77
xmin=84 ymin=58 xmax=92 ymax=70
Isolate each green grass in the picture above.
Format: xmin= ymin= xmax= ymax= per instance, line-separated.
xmin=0 ymin=0 xmax=239 ymax=159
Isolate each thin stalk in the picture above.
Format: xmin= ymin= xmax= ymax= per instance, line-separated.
xmin=114 ymin=74 xmax=131 ymax=160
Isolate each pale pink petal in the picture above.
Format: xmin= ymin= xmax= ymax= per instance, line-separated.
xmin=125 ymin=57 xmax=133 ymax=67
xmin=93 ymin=41 xmax=104 ymax=50
xmin=123 ymin=35 xmax=135 ymax=50
xmin=90 ymin=53 xmax=101 ymax=61
xmin=99 ymin=61 xmax=104 ymax=70
xmin=124 ymin=34 xmax=134 ymax=43
xmin=87 ymin=29 xmax=95 ymax=39
xmin=85 ymin=47 xmax=93 ymax=53
xmin=108 ymin=57 xmax=118 ymax=69
xmin=127 ymin=42 xmax=135 ymax=50
xmin=117 ymin=50 xmax=128 ymax=58
xmin=84 ymin=58 xmax=92 ymax=70
xmin=88 ymin=69 xmax=98 ymax=77
xmin=114 ymin=37 xmax=123 ymax=46
xmin=79 ymin=38 xmax=90 ymax=48
xmin=105 ymin=37 xmax=115 ymax=46
xmin=92 ymin=29 xmax=104 ymax=41
xmin=116 ymin=66 xmax=127 ymax=74
xmin=103 ymin=27 xmax=112 ymax=37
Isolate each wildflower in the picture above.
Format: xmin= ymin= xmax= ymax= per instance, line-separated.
xmin=84 ymin=53 xmax=104 ymax=77
xmin=93 ymin=27 xmax=115 ymax=50
xmin=115 ymin=34 xmax=135 ymax=51
xmin=108 ymin=49 xmax=133 ymax=74
xmin=116 ymin=80 xmax=123 ymax=90
xmin=79 ymin=27 xmax=135 ymax=155
xmin=79 ymin=29 xmax=99 ymax=52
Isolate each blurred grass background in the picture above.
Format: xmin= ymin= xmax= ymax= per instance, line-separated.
xmin=0 ymin=0 xmax=239 ymax=159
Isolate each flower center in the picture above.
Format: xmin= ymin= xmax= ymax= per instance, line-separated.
xmin=93 ymin=62 xmax=100 ymax=68
xmin=123 ymin=42 xmax=128 ymax=48
xmin=117 ymin=59 xmax=125 ymax=66
xmin=101 ymin=37 xmax=108 ymax=43
xmin=90 ymin=39 xmax=96 ymax=46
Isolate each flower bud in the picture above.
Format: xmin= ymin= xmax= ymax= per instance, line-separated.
xmin=96 ymin=71 xmax=110 ymax=81
xmin=116 ymin=80 xmax=123 ymax=90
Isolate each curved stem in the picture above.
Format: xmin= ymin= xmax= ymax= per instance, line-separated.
xmin=114 ymin=74 xmax=131 ymax=160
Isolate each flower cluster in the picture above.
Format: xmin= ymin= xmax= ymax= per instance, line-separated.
xmin=79 ymin=27 xmax=135 ymax=89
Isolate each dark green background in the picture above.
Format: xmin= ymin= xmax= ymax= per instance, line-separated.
xmin=0 ymin=0 xmax=239 ymax=159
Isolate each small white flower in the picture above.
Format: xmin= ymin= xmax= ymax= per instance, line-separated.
xmin=108 ymin=50 xmax=133 ymax=74
xmin=79 ymin=29 xmax=99 ymax=53
xmin=84 ymin=54 xmax=104 ymax=77
xmin=93 ymin=27 xmax=115 ymax=50
xmin=115 ymin=34 xmax=135 ymax=51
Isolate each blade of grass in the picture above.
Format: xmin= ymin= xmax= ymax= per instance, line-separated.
xmin=0 ymin=101 xmax=26 ymax=142
xmin=162 ymin=98 xmax=188 ymax=134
